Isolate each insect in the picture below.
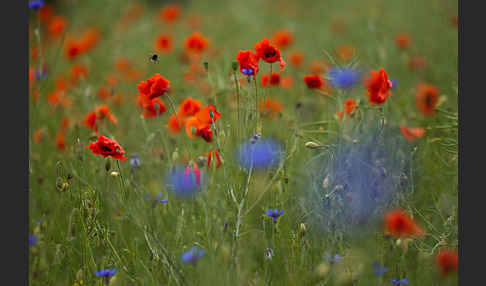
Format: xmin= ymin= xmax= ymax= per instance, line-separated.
xmin=148 ymin=53 xmax=159 ymax=63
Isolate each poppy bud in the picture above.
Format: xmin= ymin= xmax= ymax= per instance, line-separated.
xmin=110 ymin=171 xmax=119 ymax=177
xmin=105 ymin=159 xmax=111 ymax=172
xmin=231 ymin=61 xmax=238 ymax=72
xmin=300 ymin=223 xmax=306 ymax=234
xmin=203 ymin=61 xmax=208 ymax=72
xmin=305 ymin=141 xmax=320 ymax=149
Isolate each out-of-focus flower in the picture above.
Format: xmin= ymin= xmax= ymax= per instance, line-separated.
xmin=254 ymin=38 xmax=286 ymax=70
xmin=158 ymin=4 xmax=181 ymax=23
xmin=260 ymin=98 xmax=283 ymax=118
xmin=400 ymin=126 xmax=426 ymax=142
xmin=395 ymin=33 xmax=411 ymax=50
xmin=415 ymin=83 xmax=439 ymax=116
xmin=327 ymin=254 xmax=343 ymax=264
xmin=384 ymin=209 xmax=425 ymax=238
xmin=288 ymin=50 xmax=304 ymax=67
xmin=154 ymin=34 xmax=173 ymax=53
xmin=391 ymin=278 xmax=408 ymax=285
xmin=344 ymin=98 xmax=357 ymax=117
xmin=181 ymin=247 xmax=205 ymax=264
xmin=146 ymin=192 xmax=168 ymax=204
xmin=237 ymin=138 xmax=282 ymax=169
xmin=185 ymin=32 xmax=209 ymax=55
xmin=29 ymin=234 xmax=38 ymax=246
xmin=328 ymin=66 xmax=360 ymax=90
xmin=166 ymin=163 xmax=203 ymax=197
xmin=85 ymin=135 xmax=127 ymax=161
xmin=130 ymin=154 xmax=140 ymax=169
xmin=303 ymin=74 xmax=324 ymax=89
xmin=48 ymin=16 xmax=67 ymax=38
xmin=374 ymin=262 xmax=388 ymax=276
xmin=363 ymin=68 xmax=392 ymax=105
xmin=436 ymin=248 xmax=458 ymax=277
xmin=271 ymin=29 xmax=294 ymax=50
xmin=408 ymin=56 xmax=427 ymax=72
xmin=29 ymin=0 xmax=44 ymax=11
xmin=265 ymin=208 xmax=284 ymax=222
xmin=260 ymin=72 xmax=281 ymax=87
xmin=336 ymin=44 xmax=355 ymax=62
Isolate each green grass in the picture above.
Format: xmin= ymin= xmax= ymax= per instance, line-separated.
xmin=29 ymin=0 xmax=458 ymax=285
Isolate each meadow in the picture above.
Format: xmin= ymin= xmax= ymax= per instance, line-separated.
xmin=28 ymin=0 xmax=458 ymax=285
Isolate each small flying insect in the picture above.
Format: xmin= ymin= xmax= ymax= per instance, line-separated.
xmin=148 ymin=52 xmax=159 ymax=63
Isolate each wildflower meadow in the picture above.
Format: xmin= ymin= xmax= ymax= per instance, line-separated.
xmin=28 ymin=0 xmax=458 ymax=285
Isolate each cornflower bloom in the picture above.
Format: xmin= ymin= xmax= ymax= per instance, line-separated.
xmin=181 ymin=247 xmax=205 ymax=264
xmin=328 ymin=66 xmax=360 ymax=90
xmin=264 ymin=208 xmax=284 ymax=222
xmin=391 ymin=278 xmax=408 ymax=285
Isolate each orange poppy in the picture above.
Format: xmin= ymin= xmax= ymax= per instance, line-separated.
xmin=281 ymin=75 xmax=293 ymax=89
xmin=384 ymin=209 xmax=425 ymax=238
xmin=344 ymin=98 xmax=357 ymax=115
xmin=395 ymin=32 xmax=411 ymax=50
xmin=56 ymin=132 xmax=66 ymax=151
xmin=70 ymin=64 xmax=88 ymax=85
xmin=337 ymin=111 xmax=343 ymax=122
xmin=363 ymin=68 xmax=392 ymax=105
xmin=260 ymin=98 xmax=283 ymax=118
xmin=48 ymin=16 xmax=67 ymax=38
xmin=415 ymin=84 xmax=439 ymax=116
xmin=184 ymin=32 xmax=209 ymax=55
xmin=336 ymin=44 xmax=355 ymax=62
xmin=288 ymin=50 xmax=304 ymax=67
xmin=98 ymin=87 xmax=111 ymax=100
xmin=178 ymin=97 xmax=202 ymax=117
xmin=400 ymin=126 xmax=426 ymax=142
xmin=154 ymin=34 xmax=173 ymax=53
xmin=271 ymin=29 xmax=294 ymax=50
xmin=308 ymin=60 xmax=329 ymax=74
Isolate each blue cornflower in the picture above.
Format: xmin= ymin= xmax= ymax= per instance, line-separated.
xmin=181 ymin=247 xmax=205 ymax=264
xmin=390 ymin=79 xmax=398 ymax=89
xmin=29 ymin=234 xmax=38 ymax=246
xmin=29 ymin=0 xmax=44 ymax=10
xmin=328 ymin=66 xmax=360 ymax=90
xmin=264 ymin=208 xmax=284 ymax=222
xmin=374 ymin=262 xmax=388 ymax=276
xmin=391 ymin=278 xmax=408 ymax=285
xmin=166 ymin=165 xmax=202 ymax=197
xmin=237 ymin=139 xmax=282 ymax=169
xmin=241 ymin=68 xmax=254 ymax=76
xmin=95 ymin=267 xmax=117 ymax=278
xmin=224 ymin=221 xmax=229 ymax=231
xmin=146 ymin=192 xmax=168 ymax=204
xmin=327 ymin=254 xmax=343 ymax=264
xmin=130 ymin=154 xmax=141 ymax=169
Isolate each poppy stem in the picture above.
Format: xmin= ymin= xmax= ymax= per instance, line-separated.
xmin=233 ymin=70 xmax=241 ymax=139
xmin=165 ymin=94 xmax=183 ymax=130
xmin=254 ymin=77 xmax=259 ymax=134
xmin=116 ymin=160 xmax=126 ymax=196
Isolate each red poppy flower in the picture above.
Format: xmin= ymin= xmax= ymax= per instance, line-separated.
xmin=158 ymin=4 xmax=181 ymax=23
xmin=303 ymin=74 xmax=324 ymax=89
xmin=195 ymin=105 xmax=221 ymax=126
xmin=183 ymin=104 xmax=220 ymax=142
xmin=260 ymin=98 xmax=283 ymax=118
xmin=70 ymin=64 xmax=88 ymax=85
xmin=384 ymin=209 xmax=425 ymax=237
xmin=271 ymin=29 xmax=294 ymax=50
xmin=98 ymin=87 xmax=111 ymax=100
xmin=254 ymin=38 xmax=286 ymax=70
xmin=281 ymin=76 xmax=293 ymax=89
xmin=168 ymin=114 xmax=183 ymax=133
xmin=48 ymin=16 xmax=67 ymax=38
xmin=141 ymin=97 xmax=167 ymax=118
xmin=344 ymin=98 xmax=357 ymax=115
xmin=85 ymin=135 xmax=127 ymax=161
xmin=363 ymin=68 xmax=392 ymax=105
xmin=206 ymin=149 xmax=221 ymax=168
xmin=83 ymin=111 xmax=98 ymax=132
xmin=436 ymin=248 xmax=458 ymax=277
xmin=400 ymin=126 xmax=426 ymax=142
xmin=154 ymin=34 xmax=173 ymax=53
xmin=416 ymin=83 xmax=439 ymax=116
xmin=137 ymin=73 xmax=170 ymax=100
xmin=409 ymin=56 xmax=428 ymax=72
xmin=395 ymin=33 xmax=411 ymax=50
xmin=178 ymin=97 xmax=202 ymax=117
xmin=289 ymin=50 xmax=304 ymax=67
xmin=236 ymin=50 xmax=260 ymax=76
xmin=56 ymin=132 xmax=66 ymax=151
xmin=184 ymin=32 xmax=209 ymax=55
xmin=83 ymin=105 xmax=117 ymax=132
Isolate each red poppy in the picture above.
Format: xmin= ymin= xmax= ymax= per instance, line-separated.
xmin=56 ymin=132 xmax=66 ymax=151
xmin=98 ymin=87 xmax=111 ymax=100
xmin=195 ymin=105 xmax=221 ymax=125
xmin=400 ymin=126 xmax=426 ymax=142
xmin=289 ymin=50 xmax=304 ymax=67
xmin=83 ymin=111 xmax=98 ymax=131
xmin=384 ymin=209 xmax=425 ymax=238
xmin=183 ymin=104 xmax=220 ymax=142
xmin=206 ymin=149 xmax=221 ymax=168
xmin=303 ymin=74 xmax=324 ymax=89
xmin=141 ymin=97 xmax=167 ymax=118
xmin=70 ymin=64 xmax=88 ymax=85
xmin=178 ymin=97 xmax=202 ymax=117
xmin=281 ymin=76 xmax=293 ymax=89
xmin=436 ymin=248 xmax=458 ymax=277
xmin=254 ymin=38 xmax=286 ymax=70
xmin=168 ymin=114 xmax=183 ymax=133
xmin=271 ymin=29 xmax=294 ymax=50
xmin=85 ymin=135 xmax=127 ymax=161
xmin=344 ymin=98 xmax=357 ymax=115
xmin=260 ymin=98 xmax=283 ymax=118
xmin=409 ymin=56 xmax=428 ymax=72
xmin=416 ymin=83 xmax=439 ymax=116
xmin=154 ymin=34 xmax=173 ymax=53
xmin=395 ymin=33 xmax=411 ymax=50
xmin=184 ymin=32 xmax=209 ymax=55
xmin=236 ymin=50 xmax=260 ymax=76
xmin=363 ymin=68 xmax=392 ymax=105
xmin=106 ymin=74 xmax=118 ymax=87
xmin=39 ymin=4 xmax=54 ymax=23
xmin=48 ymin=16 xmax=67 ymax=38
xmin=83 ymin=105 xmax=117 ymax=132
xmin=137 ymin=73 xmax=170 ymax=100
xmin=158 ymin=4 xmax=181 ymax=23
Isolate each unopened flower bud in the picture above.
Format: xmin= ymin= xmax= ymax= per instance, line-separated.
xmin=305 ymin=141 xmax=320 ymax=149
xmin=231 ymin=61 xmax=238 ymax=72
xmin=300 ymin=223 xmax=306 ymax=234
xmin=110 ymin=171 xmax=119 ymax=177
xmin=203 ymin=61 xmax=209 ymax=72
xmin=105 ymin=159 xmax=111 ymax=172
